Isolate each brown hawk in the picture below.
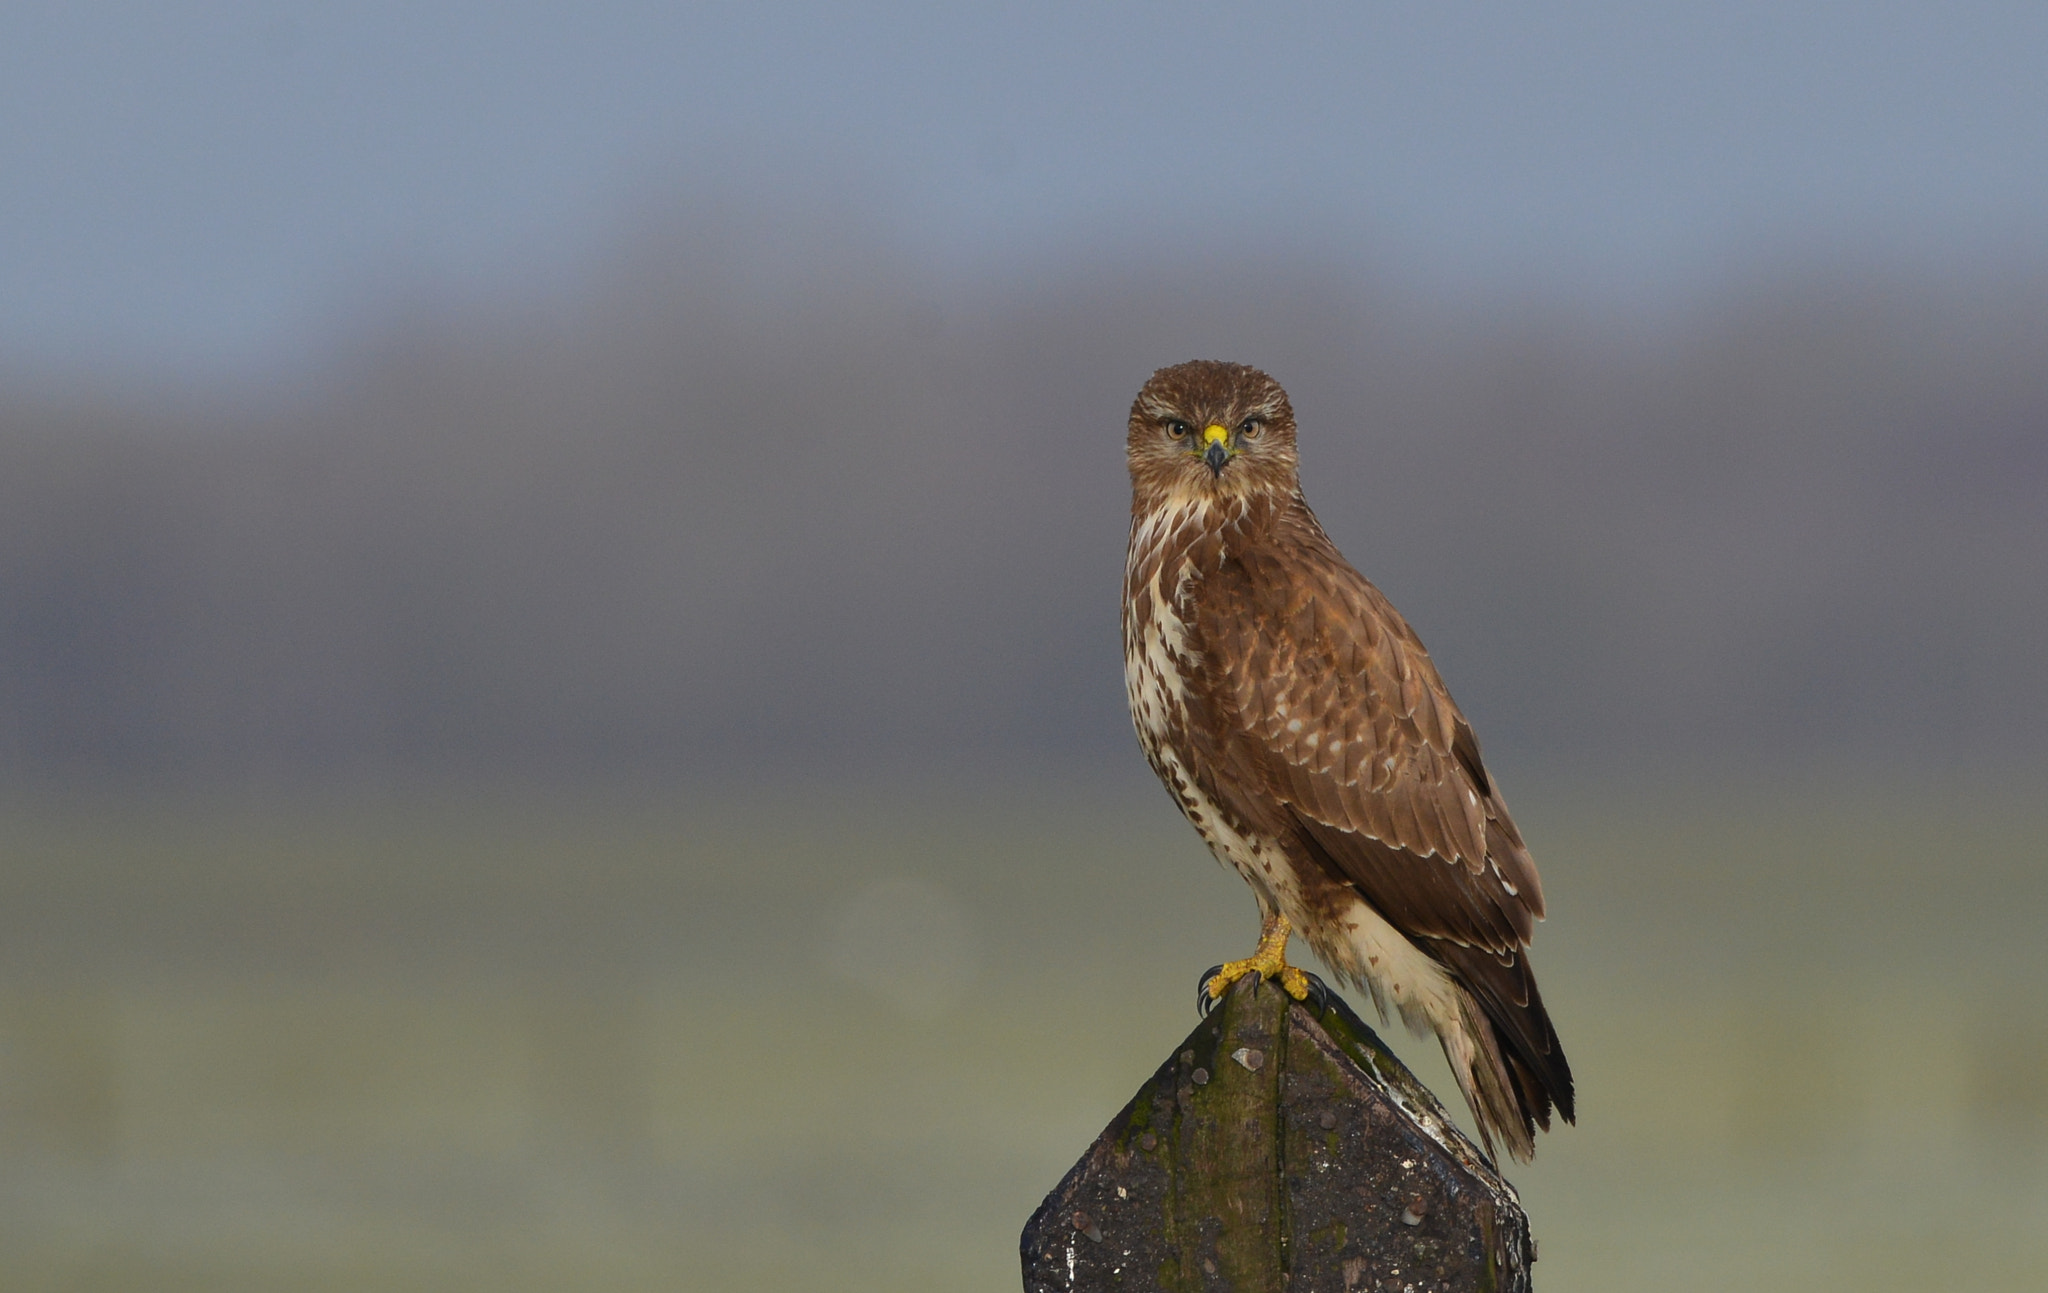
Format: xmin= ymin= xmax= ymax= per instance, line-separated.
xmin=1122 ymin=360 xmax=1574 ymax=1162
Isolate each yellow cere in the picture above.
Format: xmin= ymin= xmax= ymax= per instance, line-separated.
xmin=1203 ymin=424 xmax=1230 ymax=446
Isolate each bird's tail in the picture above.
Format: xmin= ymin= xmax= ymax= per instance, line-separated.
xmin=1435 ymin=945 xmax=1575 ymax=1165
xmin=1444 ymin=988 xmax=1534 ymax=1163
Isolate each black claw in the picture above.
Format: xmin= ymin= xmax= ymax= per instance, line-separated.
xmin=1196 ymin=965 xmax=1225 ymax=1017
xmin=1300 ymin=970 xmax=1334 ymax=1014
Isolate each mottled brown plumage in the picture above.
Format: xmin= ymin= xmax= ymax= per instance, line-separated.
xmin=1122 ymin=360 xmax=1573 ymax=1162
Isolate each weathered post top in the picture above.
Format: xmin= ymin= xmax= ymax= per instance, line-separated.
xmin=1021 ymin=976 xmax=1533 ymax=1292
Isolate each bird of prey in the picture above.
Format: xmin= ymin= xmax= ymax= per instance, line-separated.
xmin=1122 ymin=360 xmax=1574 ymax=1162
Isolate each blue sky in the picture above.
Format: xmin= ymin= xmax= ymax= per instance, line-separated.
xmin=5 ymin=1 xmax=2047 ymax=375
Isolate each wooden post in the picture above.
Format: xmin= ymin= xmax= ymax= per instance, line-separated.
xmin=1020 ymin=975 xmax=1533 ymax=1292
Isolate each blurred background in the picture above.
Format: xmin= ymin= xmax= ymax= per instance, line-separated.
xmin=2 ymin=3 xmax=2046 ymax=1290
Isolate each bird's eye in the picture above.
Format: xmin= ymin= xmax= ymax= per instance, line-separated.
xmin=1240 ymin=417 xmax=1263 ymax=438
xmin=1166 ymin=420 xmax=1190 ymax=439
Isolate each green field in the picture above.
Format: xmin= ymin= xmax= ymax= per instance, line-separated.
xmin=1 ymin=775 xmax=2044 ymax=1290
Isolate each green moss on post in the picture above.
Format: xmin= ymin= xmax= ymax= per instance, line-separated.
xmin=1021 ymin=976 xmax=1533 ymax=1292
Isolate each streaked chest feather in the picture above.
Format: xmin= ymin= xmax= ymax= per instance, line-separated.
xmin=1122 ymin=500 xmax=1208 ymax=767
xmin=1124 ymin=498 xmax=1293 ymax=903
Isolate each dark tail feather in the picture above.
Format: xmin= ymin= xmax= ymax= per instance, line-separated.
xmin=1448 ymin=987 xmax=1528 ymax=1163
xmin=1434 ymin=941 xmax=1575 ymax=1162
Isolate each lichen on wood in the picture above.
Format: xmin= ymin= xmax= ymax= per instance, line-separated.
xmin=1021 ymin=975 xmax=1533 ymax=1292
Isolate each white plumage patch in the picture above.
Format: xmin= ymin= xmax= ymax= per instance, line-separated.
xmin=1321 ymin=890 xmax=1460 ymax=1041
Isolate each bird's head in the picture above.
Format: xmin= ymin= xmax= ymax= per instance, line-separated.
xmin=1127 ymin=360 xmax=1299 ymax=508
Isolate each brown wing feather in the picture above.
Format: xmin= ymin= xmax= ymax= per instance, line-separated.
xmin=1201 ymin=526 xmax=1529 ymax=943
xmin=1195 ymin=506 xmax=1575 ymax=1129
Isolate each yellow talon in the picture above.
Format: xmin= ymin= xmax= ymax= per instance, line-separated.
xmin=1205 ymin=912 xmax=1311 ymax=1001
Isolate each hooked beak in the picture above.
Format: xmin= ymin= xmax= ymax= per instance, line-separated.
xmin=1201 ymin=424 xmax=1231 ymax=476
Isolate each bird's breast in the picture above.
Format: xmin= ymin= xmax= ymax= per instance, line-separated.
xmin=1123 ymin=500 xmax=1302 ymax=912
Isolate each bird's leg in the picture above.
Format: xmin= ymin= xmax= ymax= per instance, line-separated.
xmin=1204 ymin=910 xmax=1311 ymax=1002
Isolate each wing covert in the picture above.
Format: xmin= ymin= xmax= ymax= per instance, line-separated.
xmin=1192 ymin=525 xmax=1543 ymax=954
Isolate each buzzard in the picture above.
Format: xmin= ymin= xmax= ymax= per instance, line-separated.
xmin=1122 ymin=360 xmax=1574 ymax=1162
